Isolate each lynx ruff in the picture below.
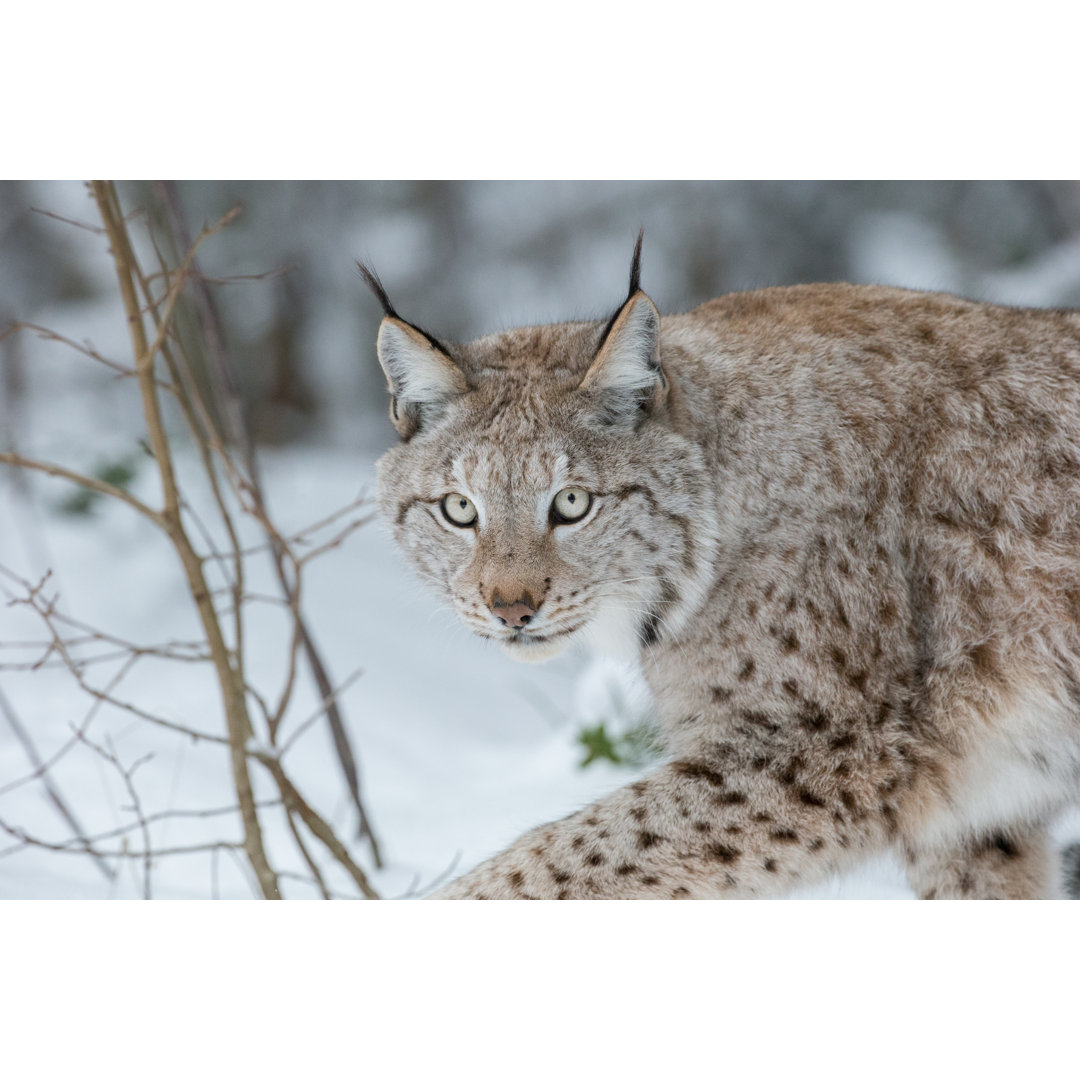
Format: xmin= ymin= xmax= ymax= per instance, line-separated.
xmin=364 ymin=237 xmax=1080 ymax=899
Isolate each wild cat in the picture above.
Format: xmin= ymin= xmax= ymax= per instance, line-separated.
xmin=362 ymin=235 xmax=1080 ymax=899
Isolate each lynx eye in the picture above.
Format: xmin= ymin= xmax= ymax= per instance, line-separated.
xmin=441 ymin=492 xmax=478 ymax=527
xmin=551 ymin=486 xmax=592 ymax=524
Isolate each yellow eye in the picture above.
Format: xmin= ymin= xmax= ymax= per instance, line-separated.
xmin=441 ymin=492 xmax=477 ymax=527
xmin=552 ymin=487 xmax=591 ymax=524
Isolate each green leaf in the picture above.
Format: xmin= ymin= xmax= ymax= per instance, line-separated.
xmin=576 ymin=722 xmax=624 ymax=768
xmin=56 ymin=455 xmax=139 ymax=517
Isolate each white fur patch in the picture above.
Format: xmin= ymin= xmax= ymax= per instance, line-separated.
xmin=582 ymin=295 xmax=661 ymax=395
xmin=919 ymin=686 xmax=1080 ymax=848
xmin=377 ymin=320 xmax=465 ymax=405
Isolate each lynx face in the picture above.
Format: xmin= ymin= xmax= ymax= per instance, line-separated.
xmin=375 ymin=323 xmax=711 ymax=662
xmin=368 ymin=247 xmax=715 ymax=662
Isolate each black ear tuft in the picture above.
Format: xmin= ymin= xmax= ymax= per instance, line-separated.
xmin=356 ymin=260 xmax=399 ymax=319
xmin=627 ymin=228 xmax=644 ymax=300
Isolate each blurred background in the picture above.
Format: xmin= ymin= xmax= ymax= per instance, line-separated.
xmin=3 ymin=180 xmax=1080 ymax=899
xmin=6 ymin=181 xmax=1080 ymax=457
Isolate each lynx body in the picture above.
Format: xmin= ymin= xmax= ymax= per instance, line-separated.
xmin=368 ymin=247 xmax=1080 ymax=899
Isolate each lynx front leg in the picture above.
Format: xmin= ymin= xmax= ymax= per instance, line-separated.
xmin=434 ymin=756 xmax=895 ymax=899
xmin=903 ymin=826 xmax=1062 ymax=899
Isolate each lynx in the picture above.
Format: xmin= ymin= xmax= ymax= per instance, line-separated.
xmin=364 ymin=235 xmax=1080 ymax=899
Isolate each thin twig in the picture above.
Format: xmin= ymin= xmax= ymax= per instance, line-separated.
xmin=0 ymin=686 xmax=116 ymax=883
xmin=0 ymin=451 xmax=163 ymax=525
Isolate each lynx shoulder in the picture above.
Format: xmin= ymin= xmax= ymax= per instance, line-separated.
xmin=364 ymin=241 xmax=1080 ymax=899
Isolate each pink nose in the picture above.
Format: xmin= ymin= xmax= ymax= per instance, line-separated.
xmin=492 ymin=600 xmax=537 ymax=629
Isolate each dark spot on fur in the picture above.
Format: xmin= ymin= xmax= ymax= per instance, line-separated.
xmin=781 ymin=631 xmax=799 ymax=653
xmin=693 ymin=821 xmax=711 ymax=833
xmin=740 ymin=709 xmax=779 ymax=733
xmin=798 ymin=788 xmax=827 ymax=808
xmin=637 ymin=831 xmax=663 ymax=850
xmin=630 ymin=806 xmax=646 ymax=822
xmin=707 ymin=843 xmax=742 ymax=864
xmin=638 ymin=611 xmax=661 ymax=647
xmin=763 ymin=859 xmax=778 ymax=873
xmin=799 ymin=704 xmax=829 ymax=731
xmin=711 ymin=686 xmax=733 ymax=703
xmin=615 ymin=863 xmax=638 ymax=876
xmin=587 ymin=852 xmax=605 ymax=867
xmin=988 ymin=833 xmax=1020 ymax=859
xmin=673 ymin=760 xmax=726 ymax=787
xmin=808 ymin=838 xmax=825 ymax=852
xmin=672 ymin=886 xmax=690 ymax=898
xmin=752 ymin=812 xmax=774 ymax=823
xmin=770 ymin=829 xmax=799 ymax=843
xmin=782 ymin=678 xmax=799 ymax=697
xmin=829 ymin=732 xmax=857 ymax=751
xmin=846 ymin=669 xmax=868 ymax=693
xmin=738 ymin=658 xmax=756 ymax=681
xmin=715 ymin=790 xmax=748 ymax=805
xmin=571 ymin=836 xmax=585 ymax=849
xmin=640 ymin=875 xmax=660 ymax=886
xmin=779 ymin=757 xmax=804 ymax=785
xmin=508 ymin=870 xmax=524 ymax=889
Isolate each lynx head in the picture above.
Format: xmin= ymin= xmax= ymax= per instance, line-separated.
xmin=365 ymin=234 xmax=711 ymax=662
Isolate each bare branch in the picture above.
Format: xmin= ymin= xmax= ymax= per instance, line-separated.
xmin=0 ymin=686 xmax=116 ymax=883
xmin=91 ymin=181 xmax=280 ymax=900
xmin=0 ymin=451 xmax=163 ymax=525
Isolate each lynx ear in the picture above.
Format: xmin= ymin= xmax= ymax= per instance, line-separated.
xmin=579 ymin=291 xmax=667 ymax=426
xmin=376 ymin=317 xmax=468 ymax=438
xmin=358 ymin=261 xmax=466 ymax=438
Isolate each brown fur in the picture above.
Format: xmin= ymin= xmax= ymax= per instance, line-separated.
xmin=373 ymin=278 xmax=1080 ymax=899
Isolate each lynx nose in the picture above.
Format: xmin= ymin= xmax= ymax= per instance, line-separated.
xmin=490 ymin=596 xmax=538 ymax=629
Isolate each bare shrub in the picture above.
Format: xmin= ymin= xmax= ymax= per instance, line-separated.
xmin=0 ymin=181 xmax=380 ymax=898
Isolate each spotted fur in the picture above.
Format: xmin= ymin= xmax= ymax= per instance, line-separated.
xmin=371 ymin=261 xmax=1080 ymax=899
